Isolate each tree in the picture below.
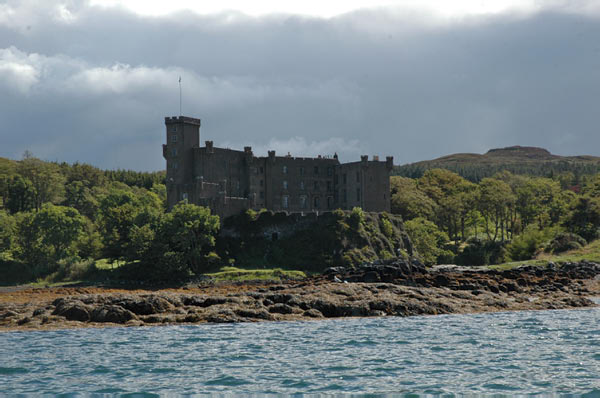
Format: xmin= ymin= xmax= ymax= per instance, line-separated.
xmin=405 ymin=217 xmax=453 ymax=265
xmin=0 ymin=210 xmax=15 ymax=257
xmin=13 ymin=205 xmax=85 ymax=276
xmin=477 ymin=178 xmax=515 ymax=241
xmin=390 ymin=176 xmax=436 ymax=221
xmin=564 ymin=196 xmax=600 ymax=242
xmin=17 ymin=156 xmax=65 ymax=210
xmin=418 ymin=169 xmax=476 ymax=243
xmin=5 ymin=175 xmax=35 ymax=214
xmin=145 ymin=203 xmax=220 ymax=277
xmin=98 ymin=184 xmax=163 ymax=264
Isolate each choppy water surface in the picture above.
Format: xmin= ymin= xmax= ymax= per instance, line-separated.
xmin=2 ymin=308 xmax=600 ymax=396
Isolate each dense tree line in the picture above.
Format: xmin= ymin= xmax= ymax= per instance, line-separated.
xmin=391 ymin=169 xmax=600 ymax=265
xmin=3 ymin=153 xmax=600 ymax=283
xmin=0 ymin=155 xmax=218 ymax=283
xmin=394 ymin=161 xmax=600 ymax=183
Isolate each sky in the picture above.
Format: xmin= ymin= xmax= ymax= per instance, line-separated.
xmin=1 ymin=0 xmax=600 ymax=171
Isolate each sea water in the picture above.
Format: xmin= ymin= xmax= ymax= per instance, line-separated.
xmin=2 ymin=307 xmax=600 ymax=396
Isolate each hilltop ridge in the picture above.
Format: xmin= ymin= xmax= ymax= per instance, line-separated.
xmin=394 ymin=146 xmax=600 ymax=181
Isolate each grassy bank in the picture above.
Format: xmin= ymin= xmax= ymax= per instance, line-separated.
xmin=492 ymin=240 xmax=600 ymax=270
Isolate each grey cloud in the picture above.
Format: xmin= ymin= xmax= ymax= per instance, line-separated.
xmin=1 ymin=1 xmax=600 ymax=170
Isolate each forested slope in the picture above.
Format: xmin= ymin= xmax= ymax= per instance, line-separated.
xmin=394 ymin=146 xmax=600 ymax=182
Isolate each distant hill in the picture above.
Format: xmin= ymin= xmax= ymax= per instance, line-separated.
xmin=394 ymin=146 xmax=600 ymax=182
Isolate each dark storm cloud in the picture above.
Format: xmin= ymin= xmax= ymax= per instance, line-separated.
xmin=1 ymin=1 xmax=599 ymax=170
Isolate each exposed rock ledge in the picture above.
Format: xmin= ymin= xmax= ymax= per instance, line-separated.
xmin=1 ymin=260 xmax=599 ymax=331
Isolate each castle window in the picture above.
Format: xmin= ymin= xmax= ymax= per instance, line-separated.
xmin=260 ymin=191 xmax=264 ymax=199
xmin=314 ymin=181 xmax=319 ymax=190
xmin=356 ymin=188 xmax=361 ymax=201
xmin=299 ymin=167 xmax=305 ymax=176
xmin=343 ymin=174 xmax=347 ymax=184
xmin=327 ymin=167 xmax=333 ymax=176
xmin=182 ymin=192 xmax=188 ymax=201
xmin=171 ymin=134 xmax=177 ymax=143
xmin=171 ymin=125 xmax=177 ymax=132
xmin=343 ymin=189 xmax=347 ymax=202
xmin=283 ymin=180 xmax=288 ymax=190
xmin=173 ymin=161 xmax=179 ymax=170
xmin=356 ymin=171 xmax=360 ymax=182
xmin=260 ymin=179 xmax=264 ymax=187
xmin=300 ymin=195 xmax=307 ymax=209
xmin=327 ymin=196 xmax=333 ymax=209
xmin=314 ymin=166 xmax=319 ymax=175
xmin=260 ymin=167 xmax=264 ymax=174
xmin=171 ymin=148 xmax=178 ymax=157
xmin=282 ymin=195 xmax=289 ymax=209
xmin=283 ymin=165 xmax=288 ymax=174
xmin=327 ymin=181 xmax=332 ymax=192
xmin=314 ymin=196 xmax=320 ymax=209
xmin=300 ymin=181 xmax=305 ymax=190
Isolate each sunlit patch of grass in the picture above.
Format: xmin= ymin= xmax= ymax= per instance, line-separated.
xmin=94 ymin=258 xmax=127 ymax=270
xmin=205 ymin=266 xmax=306 ymax=282
xmin=492 ymin=239 xmax=600 ymax=270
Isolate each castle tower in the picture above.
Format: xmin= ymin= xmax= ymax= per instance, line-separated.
xmin=163 ymin=116 xmax=201 ymax=207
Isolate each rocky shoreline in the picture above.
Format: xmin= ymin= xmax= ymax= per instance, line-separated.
xmin=1 ymin=260 xmax=600 ymax=331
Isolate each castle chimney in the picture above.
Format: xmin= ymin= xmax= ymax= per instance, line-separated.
xmin=244 ymin=146 xmax=253 ymax=154
xmin=268 ymin=150 xmax=276 ymax=158
xmin=386 ymin=156 xmax=394 ymax=170
xmin=361 ymin=155 xmax=368 ymax=163
xmin=373 ymin=155 xmax=379 ymax=161
xmin=205 ymin=141 xmax=214 ymax=153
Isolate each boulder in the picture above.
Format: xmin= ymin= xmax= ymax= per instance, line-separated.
xmin=52 ymin=300 xmax=91 ymax=322
xmin=90 ymin=305 xmax=137 ymax=324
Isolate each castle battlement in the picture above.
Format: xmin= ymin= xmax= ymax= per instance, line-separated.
xmin=165 ymin=116 xmax=201 ymax=125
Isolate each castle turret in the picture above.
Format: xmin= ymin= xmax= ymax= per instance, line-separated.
xmin=164 ymin=116 xmax=201 ymax=207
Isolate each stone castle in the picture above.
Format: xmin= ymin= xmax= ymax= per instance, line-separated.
xmin=162 ymin=116 xmax=393 ymax=218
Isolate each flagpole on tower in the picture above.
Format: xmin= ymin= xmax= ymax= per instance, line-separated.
xmin=179 ymin=76 xmax=182 ymax=116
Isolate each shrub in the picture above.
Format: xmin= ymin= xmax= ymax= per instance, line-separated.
xmin=505 ymin=226 xmax=559 ymax=261
xmin=349 ymin=207 xmax=365 ymax=229
xmin=456 ymin=237 xmax=507 ymax=266
xmin=545 ymin=232 xmax=587 ymax=254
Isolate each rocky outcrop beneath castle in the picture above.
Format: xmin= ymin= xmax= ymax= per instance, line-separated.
xmin=219 ymin=210 xmax=414 ymax=271
xmin=1 ymin=261 xmax=599 ymax=331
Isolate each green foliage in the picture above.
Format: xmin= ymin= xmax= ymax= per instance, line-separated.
xmin=349 ymin=207 xmax=365 ymax=229
xmin=380 ymin=216 xmax=394 ymax=238
xmin=390 ymin=176 xmax=436 ymax=220
xmin=393 ymin=146 xmax=600 ymax=182
xmin=5 ymin=175 xmax=35 ymax=214
xmin=143 ymin=203 xmax=220 ymax=278
xmin=13 ymin=204 xmax=86 ymax=277
xmin=564 ymin=196 xmax=600 ymax=242
xmin=97 ymin=185 xmax=163 ymax=264
xmin=18 ymin=156 xmax=66 ymax=210
xmin=545 ymin=232 xmax=587 ymax=254
xmin=220 ymin=210 xmax=410 ymax=271
xmin=0 ymin=210 xmax=15 ymax=256
xmin=206 ymin=266 xmax=306 ymax=282
xmin=405 ymin=217 xmax=453 ymax=265
xmin=104 ymin=169 xmax=165 ymax=189
xmin=455 ymin=238 xmax=507 ymax=266
xmin=505 ymin=225 xmax=559 ymax=261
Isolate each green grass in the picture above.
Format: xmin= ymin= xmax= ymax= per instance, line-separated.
xmin=492 ymin=239 xmax=600 ymax=270
xmin=94 ymin=258 xmax=128 ymax=270
xmin=205 ymin=266 xmax=307 ymax=282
